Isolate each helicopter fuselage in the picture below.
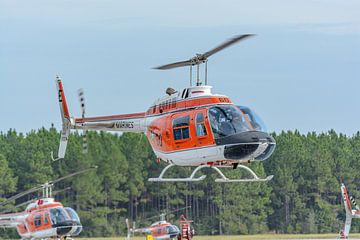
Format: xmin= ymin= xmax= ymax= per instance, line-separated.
xmin=0 ymin=198 xmax=82 ymax=240
xmin=73 ymin=85 xmax=276 ymax=167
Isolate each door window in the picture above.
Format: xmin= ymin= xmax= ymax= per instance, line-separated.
xmin=173 ymin=115 xmax=190 ymax=140
xmin=44 ymin=212 xmax=49 ymax=224
xmin=34 ymin=214 xmax=42 ymax=227
xmin=195 ymin=113 xmax=207 ymax=137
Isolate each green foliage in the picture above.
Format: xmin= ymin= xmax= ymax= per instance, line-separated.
xmin=0 ymin=129 xmax=358 ymax=237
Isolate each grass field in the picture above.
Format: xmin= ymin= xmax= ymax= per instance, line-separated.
xmin=80 ymin=233 xmax=360 ymax=239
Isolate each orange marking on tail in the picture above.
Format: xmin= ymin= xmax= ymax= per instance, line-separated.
xmin=58 ymin=80 xmax=70 ymax=119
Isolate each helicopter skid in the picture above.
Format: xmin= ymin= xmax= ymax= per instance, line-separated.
xmin=148 ymin=163 xmax=273 ymax=183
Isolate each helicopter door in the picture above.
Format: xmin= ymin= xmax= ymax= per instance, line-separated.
xmin=172 ymin=114 xmax=191 ymax=151
xmin=43 ymin=212 xmax=51 ymax=226
xmin=195 ymin=109 xmax=219 ymax=159
xmin=194 ymin=111 xmax=208 ymax=146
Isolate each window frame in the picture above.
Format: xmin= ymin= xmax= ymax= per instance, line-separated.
xmin=34 ymin=213 xmax=42 ymax=227
xmin=172 ymin=115 xmax=190 ymax=141
xmin=195 ymin=113 xmax=207 ymax=138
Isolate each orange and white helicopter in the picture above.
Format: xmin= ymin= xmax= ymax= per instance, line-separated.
xmin=126 ymin=211 xmax=194 ymax=240
xmin=126 ymin=214 xmax=181 ymax=240
xmin=339 ymin=181 xmax=360 ymax=239
xmin=52 ymin=34 xmax=276 ymax=182
xmin=0 ymin=167 xmax=96 ymax=240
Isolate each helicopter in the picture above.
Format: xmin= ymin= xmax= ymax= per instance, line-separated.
xmin=339 ymin=181 xmax=360 ymax=239
xmin=52 ymin=34 xmax=276 ymax=182
xmin=126 ymin=209 xmax=194 ymax=240
xmin=0 ymin=167 xmax=96 ymax=240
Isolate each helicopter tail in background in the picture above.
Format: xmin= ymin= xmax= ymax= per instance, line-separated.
xmin=341 ymin=183 xmax=353 ymax=215
xmin=340 ymin=182 xmax=354 ymax=239
xmin=52 ymin=76 xmax=72 ymax=161
xmin=125 ymin=218 xmax=131 ymax=240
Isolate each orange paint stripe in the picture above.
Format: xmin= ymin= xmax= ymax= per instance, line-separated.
xmin=146 ymin=96 xmax=232 ymax=116
xmin=344 ymin=187 xmax=352 ymax=211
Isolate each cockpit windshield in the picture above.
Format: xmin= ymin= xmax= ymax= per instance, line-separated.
xmin=166 ymin=225 xmax=179 ymax=234
xmin=65 ymin=207 xmax=80 ymax=224
xmin=238 ymin=106 xmax=267 ymax=132
xmin=209 ymin=105 xmax=252 ymax=138
xmin=50 ymin=207 xmax=71 ymax=225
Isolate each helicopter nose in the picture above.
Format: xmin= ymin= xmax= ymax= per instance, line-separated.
xmin=54 ymin=221 xmax=80 ymax=236
xmin=217 ymin=131 xmax=276 ymax=161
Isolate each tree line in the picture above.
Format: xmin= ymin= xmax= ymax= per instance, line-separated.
xmin=0 ymin=127 xmax=359 ymax=238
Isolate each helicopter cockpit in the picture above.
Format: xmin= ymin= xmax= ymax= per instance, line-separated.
xmin=50 ymin=207 xmax=82 ymax=236
xmin=238 ymin=106 xmax=267 ymax=132
xmin=208 ymin=105 xmax=267 ymax=138
xmin=166 ymin=225 xmax=180 ymax=234
xmin=208 ymin=104 xmax=275 ymax=161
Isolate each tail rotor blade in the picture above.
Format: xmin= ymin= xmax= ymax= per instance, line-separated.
xmin=78 ymin=88 xmax=88 ymax=154
xmin=78 ymin=88 xmax=86 ymax=118
xmin=350 ymin=196 xmax=360 ymax=210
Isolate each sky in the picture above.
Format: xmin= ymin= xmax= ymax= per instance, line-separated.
xmin=0 ymin=0 xmax=359 ymax=135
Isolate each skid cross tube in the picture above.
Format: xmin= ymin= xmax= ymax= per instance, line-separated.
xmin=148 ymin=164 xmax=273 ymax=183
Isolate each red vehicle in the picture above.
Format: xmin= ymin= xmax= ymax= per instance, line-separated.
xmin=52 ymin=35 xmax=275 ymax=183
xmin=0 ymin=167 xmax=95 ymax=240
xmin=179 ymin=215 xmax=194 ymax=240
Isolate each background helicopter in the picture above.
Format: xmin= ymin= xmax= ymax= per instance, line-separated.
xmin=52 ymin=34 xmax=275 ymax=183
xmin=339 ymin=181 xmax=360 ymax=239
xmin=126 ymin=207 xmax=194 ymax=240
xmin=0 ymin=167 xmax=96 ymax=240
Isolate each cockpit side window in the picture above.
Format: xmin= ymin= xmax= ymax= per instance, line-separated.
xmin=173 ymin=115 xmax=190 ymax=141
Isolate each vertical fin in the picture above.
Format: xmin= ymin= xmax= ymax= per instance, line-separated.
xmin=341 ymin=183 xmax=353 ymax=214
xmin=52 ymin=76 xmax=71 ymax=161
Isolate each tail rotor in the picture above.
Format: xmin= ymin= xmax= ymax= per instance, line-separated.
xmin=78 ymin=88 xmax=88 ymax=154
xmin=350 ymin=196 xmax=360 ymax=210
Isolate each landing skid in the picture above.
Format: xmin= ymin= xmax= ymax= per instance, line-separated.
xmin=148 ymin=164 xmax=273 ymax=183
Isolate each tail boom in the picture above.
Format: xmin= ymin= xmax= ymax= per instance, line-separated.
xmin=53 ymin=76 xmax=148 ymax=160
xmin=74 ymin=113 xmax=147 ymax=133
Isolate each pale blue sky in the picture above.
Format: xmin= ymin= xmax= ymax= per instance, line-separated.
xmin=0 ymin=0 xmax=359 ymax=135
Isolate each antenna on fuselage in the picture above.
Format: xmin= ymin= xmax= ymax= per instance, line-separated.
xmin=154 ymin=34 xmax=255 ymax=86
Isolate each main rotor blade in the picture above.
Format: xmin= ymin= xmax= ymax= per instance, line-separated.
xmin=0 ymin=186 xmax=43 ymax=207
xmin=51 ymin=166 xmax=97 ymax=185
xmin=0 ymin=199 xmax=38 ymax=214
xmin=154 ymin=34 xmax=255 ymax=71
xmin=202 ymin=34 xmax=255 ymax=59
xmin=154 ymin=59 xmax=193 ymax=70
xmin=0 ymin=167 xmax=96 ymax=208
xmin=53 ymin=187 xmax=71 ymax=196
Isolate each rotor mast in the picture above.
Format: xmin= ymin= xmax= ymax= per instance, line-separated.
xmin=154 ymin=34 xmax=255 ymax=87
